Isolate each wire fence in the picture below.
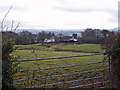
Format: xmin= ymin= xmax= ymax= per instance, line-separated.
xmin=14 ymin=53 xmax=110 ymax=88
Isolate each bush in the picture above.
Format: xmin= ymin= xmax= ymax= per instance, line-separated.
xmin=110 ymin=34 xmax=120 ymax=88
xmin=2 ymin=37 xmax=21 ymax=89
xmin=102 ymin=33 xmax=120 ymax=88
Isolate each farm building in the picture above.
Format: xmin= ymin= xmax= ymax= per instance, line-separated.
xmin=62 ymin=38 xmax=78 ymax=44
xmin=44 ymin=37 xmax=55 ymax=43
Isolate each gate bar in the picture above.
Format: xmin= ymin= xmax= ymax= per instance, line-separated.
xmin=19 ymin=61 xmax=107 ymax=72
xmin=17 ymin=53 xmax=105 ymax=62
xmin=28 ymin=76 xmax=106 ymax=88
xmin=14 ymin=68 xmax=107 ymax=82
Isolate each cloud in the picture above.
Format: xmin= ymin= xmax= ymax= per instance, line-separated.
xmin=108 ymin=15 xmax=117 ymax=23
xmin=53 ymin=6 xmax=117 ymax=21
xmin=12 ymin=5 xmax=27 ymax=12
xmin=0 ymin=5 xmax=27 ymax=13
xmin=53 ymin=6 xmax=117 ymax=13
xmin=0 ymin=0 xmax=117 ymax=29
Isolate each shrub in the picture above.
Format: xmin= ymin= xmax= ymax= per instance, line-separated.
xmin=102 ymin=32 xmax=120 ymax=88
xmin=2 ymin=37 xmax=21 ymax=89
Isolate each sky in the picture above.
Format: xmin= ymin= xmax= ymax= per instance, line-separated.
xmin=0 ymin=0 xmax=119 ymax=30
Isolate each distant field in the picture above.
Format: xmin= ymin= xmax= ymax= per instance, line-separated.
xmin=14 ymin=43 xmax=103 ymax=53
xmin=57 ymin=44 xmax=103 ymax=53
xmin=13 ymin=43 xmax=104 ymax=61
xmin=13 ymin=43 xmax=107 ymax=88
xmin=14 ymin=43 xmax=52 ymax=51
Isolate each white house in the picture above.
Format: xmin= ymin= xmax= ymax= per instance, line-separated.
xmin=44 ymin=37 xmax=55 ymax=43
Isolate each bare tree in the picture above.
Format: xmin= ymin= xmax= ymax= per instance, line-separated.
xmin=1 ymin=6 xmax=12 ymax=31
xmin=1 ymin=6 xmax=20 ymax=32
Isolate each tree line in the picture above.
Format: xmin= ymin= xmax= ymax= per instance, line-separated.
xmin=79 ymin=28 xmax=115 ymax=44
xmin=2 ymin=28 xmax=117 ymax=45
xmin=2 ymin=30 xmax=55 ymax=45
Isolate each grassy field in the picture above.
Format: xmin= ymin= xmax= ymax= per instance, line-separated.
xmin=13 ymin=43 xmax=108 ymax=88
xmin=57 ymin=44 xmax=103 ymax=53
xmin=14 ymin=43 xmax=53 ymax=51
xmin=13 ymin=50 xmax=104 ymax=69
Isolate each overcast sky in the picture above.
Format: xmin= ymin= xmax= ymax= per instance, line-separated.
xmin=0 ymin=0 xmax=119 ymax=30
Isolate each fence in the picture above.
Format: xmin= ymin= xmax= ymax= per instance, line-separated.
xmin=14 ymin=53 xmax=110 ymax=88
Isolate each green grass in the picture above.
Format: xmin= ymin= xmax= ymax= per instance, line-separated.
xmin=13 ymin=50 xmax=104 ymax=70
xmin=58 ymin=44 xmax=103 ymax=53
xmin=14 ymin=43 xmax=53 ymax=51
xmin=13 ymin=43 xmax=108 ymax=88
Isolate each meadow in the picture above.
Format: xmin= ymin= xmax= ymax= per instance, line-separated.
xmin=13 ymin=43 xmax=108 ymax=88
xmin=56 ymin=44 xmax=103 ymax=53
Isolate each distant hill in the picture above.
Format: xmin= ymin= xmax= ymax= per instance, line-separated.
xmin=109 ymin=28 xmax=119 ymax=32
xmin=14 ymin=29 xmax=84 ymax=35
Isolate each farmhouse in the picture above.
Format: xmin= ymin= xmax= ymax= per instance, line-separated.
xmin=44 ymin=37 xmax=55 ymax=43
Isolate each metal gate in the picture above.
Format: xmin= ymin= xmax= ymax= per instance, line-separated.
xmin=14 ymin=53 xmax=110 ymax=88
